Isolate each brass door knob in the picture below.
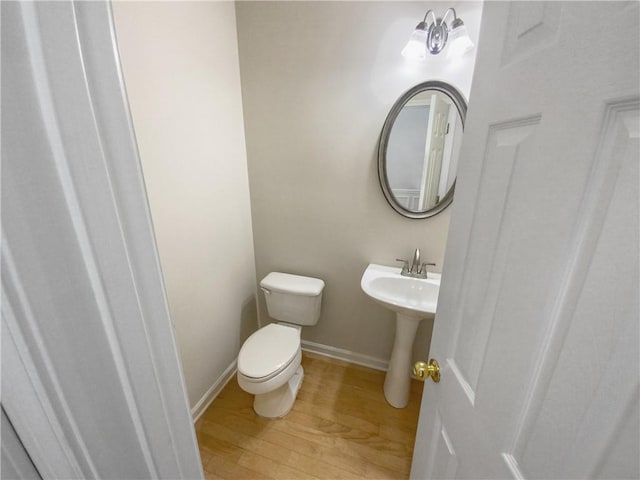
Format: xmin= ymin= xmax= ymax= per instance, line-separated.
xmin=413 ymin=359 xmax=440 ymax=383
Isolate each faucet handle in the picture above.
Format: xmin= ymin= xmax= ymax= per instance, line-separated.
xmin=419 ymin=262 xmax=436 ymax=275
xmin=395 ymin=258 xmax=410 ymax=275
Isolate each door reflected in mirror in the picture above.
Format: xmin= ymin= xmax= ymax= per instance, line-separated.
xmin=378 ymin=81 xmax=467 ymax=219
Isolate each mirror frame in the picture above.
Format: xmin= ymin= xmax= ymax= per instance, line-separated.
xmin=378 ymin=80 xmax=467 ymax=219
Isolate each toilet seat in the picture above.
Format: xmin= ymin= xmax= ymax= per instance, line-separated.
xmin=238 ymin=323 xmax=300 ymax=380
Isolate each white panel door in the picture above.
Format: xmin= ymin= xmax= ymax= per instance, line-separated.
xmin=411 ymin=2 xmax=639 ymax=479
xmin=2 ymin=1 xmax=203 ymax=478
xmin=420 ymin=94 xmax=450 ymax=210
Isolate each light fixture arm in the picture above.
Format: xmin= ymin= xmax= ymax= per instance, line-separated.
xmin=422 ymin=9 xmax=437 ymax=25
xmin=441 ymin=8 xmax=457 ymax=27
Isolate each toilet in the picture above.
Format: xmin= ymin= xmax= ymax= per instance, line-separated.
xmin=237 ymin=272 xmax=324 ymax=418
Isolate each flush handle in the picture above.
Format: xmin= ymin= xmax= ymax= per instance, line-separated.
xmin=413 ymin=359 xmax=440 ymax=383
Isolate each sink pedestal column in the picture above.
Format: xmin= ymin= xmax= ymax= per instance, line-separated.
xmin=383 ymin=313 xmax=423 ymax=408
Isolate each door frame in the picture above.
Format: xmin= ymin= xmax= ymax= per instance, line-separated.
xmin=1 ymin=2 xmax=202 ymax=478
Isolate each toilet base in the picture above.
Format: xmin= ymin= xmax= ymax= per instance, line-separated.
xmin=253 ymin=366 xmax=304 ymax=418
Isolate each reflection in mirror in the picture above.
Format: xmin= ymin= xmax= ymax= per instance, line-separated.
xmin=378 ymin=81 xmax=466 ymax=219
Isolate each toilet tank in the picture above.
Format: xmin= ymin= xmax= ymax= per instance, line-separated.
xmin=260 ymin=272 xmax=324 ymax=326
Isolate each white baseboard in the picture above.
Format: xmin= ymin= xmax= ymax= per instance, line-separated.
xmin=191 ymin=359 xmax=237 ymax=423
xmin=301 ymin=340 xmax=389 ymax=372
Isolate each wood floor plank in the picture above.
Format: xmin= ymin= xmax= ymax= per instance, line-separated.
xmin=198 ymin=431 xmax=246 ymax=464
xmin=200 ymin=420 xmax=293 ymax=466
xmin=279 ymin=417 xmax=411 ymax=474
xmin=237 ymin=450 xmax=318 ymax=480
xmin=282 ymin=409 xmax=414 ymax=458
xmin=198 ymin=353 xmax=422 ymax=479
xmin=206 ymin=455 xmax=272 ymax=480
xmin=204 ymin=410 xmax=398 ymax=478
xmin=295 ymin=387 xmax=420 ymax=431
xmin=200 ymin=448 xmax=213 ymax=467
xmin=285 ymin=450 xmax=363 ymax=480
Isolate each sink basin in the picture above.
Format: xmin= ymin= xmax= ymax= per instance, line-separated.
xmin=361 ymin=264 xmax=440 ymax=318
xmin=361 ymin=263 xmax=441 ymax=408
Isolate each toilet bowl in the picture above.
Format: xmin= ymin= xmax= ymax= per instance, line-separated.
xmin=237 ymin=272 xmax=324 ymax=418
xmin=237 ymin=323 xmax=303 ymax=417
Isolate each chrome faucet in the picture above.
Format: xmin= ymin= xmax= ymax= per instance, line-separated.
xmin=396 ymin=248 xmax=435 ymax=279
xmin=411 ymin=248 xmax=421 ymax=274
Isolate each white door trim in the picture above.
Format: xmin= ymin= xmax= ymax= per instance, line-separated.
xmin=2 ymin=2 xmax=202 ymax=478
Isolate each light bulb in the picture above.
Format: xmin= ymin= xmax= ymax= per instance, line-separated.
xmin=402 ymin=22 xmax=428 ymax=60
xmin=447 ymin=21 xmax=474 ymax=58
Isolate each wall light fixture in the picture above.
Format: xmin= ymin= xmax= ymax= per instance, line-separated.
xmin=402 ymin=8 xmax=474 ymax=60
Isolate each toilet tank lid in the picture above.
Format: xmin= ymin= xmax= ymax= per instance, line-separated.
xmin=260 ymin=272 xmax=325 ymax=296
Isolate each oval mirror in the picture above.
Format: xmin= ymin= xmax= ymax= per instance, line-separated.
xmin=378 ymin=81 xmax=467 ymax=219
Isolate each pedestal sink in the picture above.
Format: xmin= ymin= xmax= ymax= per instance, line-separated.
xmin=361 ymin=264 xmax=440 ymax=408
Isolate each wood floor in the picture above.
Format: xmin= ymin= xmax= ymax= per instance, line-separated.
xmin=195 ymin=352 xmax=423 ymax=480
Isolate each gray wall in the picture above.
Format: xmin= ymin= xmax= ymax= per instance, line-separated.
xmin=236 ymin=1 xmax=482 ymax=366
xmin=114 ymin=2 xmax=257 ymax=410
